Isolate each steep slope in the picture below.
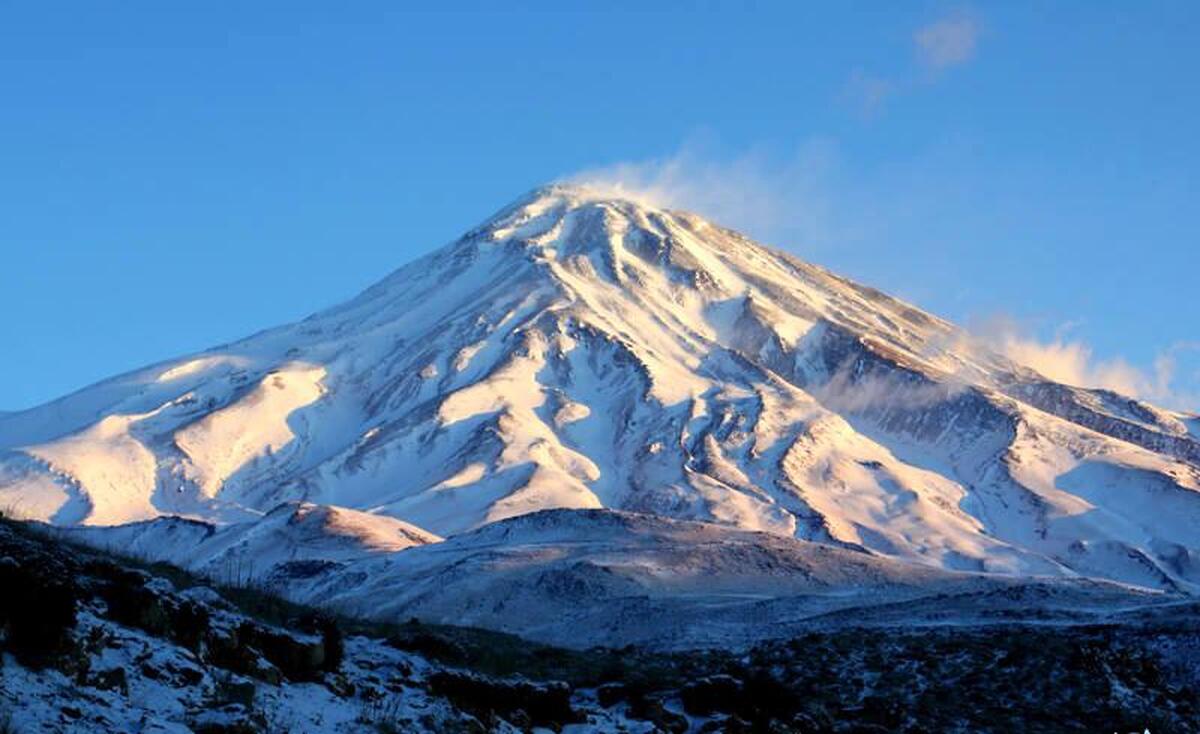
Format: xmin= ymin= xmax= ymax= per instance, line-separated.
xmin=2 ymin=184 xmax=1199 ymax=593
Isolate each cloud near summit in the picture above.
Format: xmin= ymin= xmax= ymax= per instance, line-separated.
xmin=564 ymin=141 xmax=837 ymax=249
xmin=975 ymin=316 xmax=1200 ymax=412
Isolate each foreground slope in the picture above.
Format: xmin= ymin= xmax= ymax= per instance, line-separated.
xmin=4 ymin=514 xmax=1199 ymax=733
xmin=2 ymin=184 xmax=1199 ymax=594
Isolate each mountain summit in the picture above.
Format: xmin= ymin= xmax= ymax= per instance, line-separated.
xmin=3 ymin=184 xmax=1199 ymax=595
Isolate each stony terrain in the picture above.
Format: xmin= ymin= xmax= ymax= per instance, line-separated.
xmin=4 ymin=513 xmax=1198 ymax=733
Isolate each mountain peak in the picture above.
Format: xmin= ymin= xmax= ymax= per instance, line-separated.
xmin=478 ymin=181 xmax=690 ymax=248
xmin=521 ymin=180 xmax=662 ymax=208
xmin=3 ymin=184 xmax=1199 ymax=596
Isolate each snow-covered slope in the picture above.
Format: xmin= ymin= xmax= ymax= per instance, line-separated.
xmin=259 ymin=509 xmax=1174 ymax=649
xmin=66 ymin=501 xmax=440 ymax=575
xmin=3 ymin=183 xmax=1199 ymax=596
xmin=59 ymin=507 xmax=1174 ymax=650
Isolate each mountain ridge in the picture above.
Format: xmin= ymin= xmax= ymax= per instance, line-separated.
xmin=2 ymin=183 xmax=1199 ymax=602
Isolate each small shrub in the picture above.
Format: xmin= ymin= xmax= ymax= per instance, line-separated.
xmin=387 ymin=631 xmax=466 ymax=665
xmin=359 ymin=695 xmax=412 ymax=733
xmin=0 ymin=556 xmax=80 ymax=668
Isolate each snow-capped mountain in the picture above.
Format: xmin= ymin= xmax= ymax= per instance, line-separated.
xmin=3 ymin=183 xmax=1200 ymax=603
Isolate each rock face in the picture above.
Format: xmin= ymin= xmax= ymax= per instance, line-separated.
xmin=1 ymin=183 xmax=1199 ymax=597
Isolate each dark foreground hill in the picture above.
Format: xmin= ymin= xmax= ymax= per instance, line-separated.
xmin=2 ymin=513 xmax=1198 ymax=733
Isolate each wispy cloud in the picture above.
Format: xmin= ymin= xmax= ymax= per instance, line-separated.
xmin=815 ymin=362 xmax=967 ymax=413
xmin=976 ymin=315 xmax=1200 ymax=411
xmin=842 ymin=70 xmax=895 ymax=118
xmin=565 ymin=138 xmax=838 ymax=249
xmin=843 ymin=10 xmax=980 ymax=116
xmin=914 ymin=14 xmax=979 ymax=71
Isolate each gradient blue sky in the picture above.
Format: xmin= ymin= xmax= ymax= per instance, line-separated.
xmin=1 ymin=2 xmax=1197 ymax=411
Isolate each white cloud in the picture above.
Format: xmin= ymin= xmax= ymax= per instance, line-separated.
xmin=1002 ymin=335 xmax=1146 ymax=394
xmin=815 ymin=362 xmax=967 ymax=413
xmin=977 ymin=316 xmax=1199 ymax=410
xmin=842 ymin=11 xmax=980 ymax=116
xmin=565 ymin=139 xmax=838 ymax=249
xmin=914 ymin=15 xmax=979 ymax=70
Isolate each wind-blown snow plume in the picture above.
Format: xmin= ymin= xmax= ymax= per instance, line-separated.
xmin=976 ymin=315 xmax=1200 ymax=410
xmin=565 ymin=140 xmax=835 ymax=248
xmin=3 ymin=183 xmax=1200 ymax=603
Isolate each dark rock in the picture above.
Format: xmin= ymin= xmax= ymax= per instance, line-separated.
xmin=596 ymin=682 xmax=628 ymax=708
xmin=236 ymin=621 xmax=328 ymax=682
xmin=96 ymin=573 xmax=170 ymax=636
xmin=171 ymin=600 xmax=211 ymax=651
xmin=159 ymin=658 xmax=207 ymax=687
xmin=140 ymin=661 xmax=164 ymax=681
xmin=312 ymin=614 xmax=344 ymax=672
xmin=626 ymin=696 xmax=688 ymax=733
xmin=506 ymin=708 xmax=532 ymax=730
xmin=207 ymin=621 xmax=333 ymax=684
xmin=89 ymin=667 xmax=129 ymax=696
xmin=325 ymin=673 xmax=355 ymax=699
xmin=0 ymin=553 xmax=80 ymax=668
xmin=387 ymin=630 xmax=467 ymax=664
xmin=191 ymin=704 xmax=264 ymax=734
xmin=213 ymin=679 xmax=257 ymax=708
xmin=427 ymin=671 xmax=583 ymax=730
xmin=192 ymin=723 xmax=259 ymax=734
xmin=680 ymin=674 xmax=744 ymax=716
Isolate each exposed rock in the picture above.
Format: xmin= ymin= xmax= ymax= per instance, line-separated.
xmin=427 ymin=671 xmax=582 ymax=730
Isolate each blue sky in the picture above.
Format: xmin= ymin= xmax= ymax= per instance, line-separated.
xmin=1 ymin=2 xmax=1196 ymax=411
